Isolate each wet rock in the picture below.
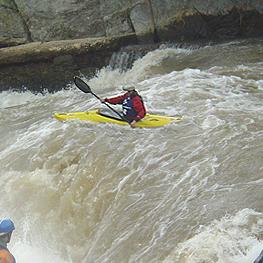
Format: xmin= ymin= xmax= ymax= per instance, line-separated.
xmin=0 ymin=34 xmax=137 ymax=92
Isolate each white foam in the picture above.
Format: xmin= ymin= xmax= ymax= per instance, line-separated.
xmin=0 ymin=90 xmax=43 ymax=109
xmin=12 ymin=242 xmax=70 ymax=263
xmin=164 ymin=209 xmax=263 ymax=263
xmin=201 ymin=115 xmax=225 ymax=130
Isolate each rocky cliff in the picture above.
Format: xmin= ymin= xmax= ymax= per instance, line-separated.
xmin=0 ymin=0 xmax=263 ymax=90
xmin=1 ymin=0 xmax=263 ymax=46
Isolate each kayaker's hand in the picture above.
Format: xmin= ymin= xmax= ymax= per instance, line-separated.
xmin=100 ymin=98 xmax=106 ymax=103
xmin=130 ymin=120 xmax=137 ymax=128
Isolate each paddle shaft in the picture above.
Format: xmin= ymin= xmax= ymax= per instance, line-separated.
xmin=74 ymin=77 xmax=128 ymax=122
xmin=90 ymin=91 xmax=128 ymax=122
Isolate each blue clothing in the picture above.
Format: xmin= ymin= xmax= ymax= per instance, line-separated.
xmin=122 ymin=96 xmax=137 ymax=117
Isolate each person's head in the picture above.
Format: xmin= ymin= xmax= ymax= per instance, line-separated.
xmin=0 ymin=219 xmax=15 ymax=243
xmin=123 ymin=86 xmax=138 ymax=96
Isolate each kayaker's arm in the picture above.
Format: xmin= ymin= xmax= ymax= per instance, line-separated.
xmin=127 ymin=96 xmax=146 ymax=128
xmin=104 ymin=94 xmax=126 ymax=104
xmin=132 ymin=96 xmax=146 ymax=121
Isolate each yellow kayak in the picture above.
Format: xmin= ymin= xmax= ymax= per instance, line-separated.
xmin=53 ymin=109 xmax=182 ymax=128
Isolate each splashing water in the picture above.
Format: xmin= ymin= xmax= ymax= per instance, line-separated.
xmin=1 ymin=39 xmax=263 ymax=263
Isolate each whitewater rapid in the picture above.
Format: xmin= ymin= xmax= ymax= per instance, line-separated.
xmin=0 ymin=39 xmax=263 ymax=263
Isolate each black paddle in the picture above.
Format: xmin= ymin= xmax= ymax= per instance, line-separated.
xmin=73 ymin=76 xmax=128 ymax=122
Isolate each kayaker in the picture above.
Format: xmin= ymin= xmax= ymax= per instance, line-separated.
xmin=101 ymin=86 xmax=146 ymax=128
xmin=0 ymin=219 xmax=16 ymax=263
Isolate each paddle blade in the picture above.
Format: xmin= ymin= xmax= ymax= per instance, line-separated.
xmin=74 ymin=76 xmax=91 ymax=93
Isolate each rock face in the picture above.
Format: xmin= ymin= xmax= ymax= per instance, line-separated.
xmin=1 ymin=0 xmax=263 ymax=46
xmin=0 ymin=0 xmax=263 ymax=91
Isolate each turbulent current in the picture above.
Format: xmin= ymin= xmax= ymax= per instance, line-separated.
xmin=0 ymin=39 xmax=263 ymax=263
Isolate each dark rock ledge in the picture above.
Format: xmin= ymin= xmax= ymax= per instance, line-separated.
xmin=0 ymin=34 xmax=137 ymax=92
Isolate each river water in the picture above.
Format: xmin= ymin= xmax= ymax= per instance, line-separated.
xmin=0 ymin=38 xmax=263 ymax=263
